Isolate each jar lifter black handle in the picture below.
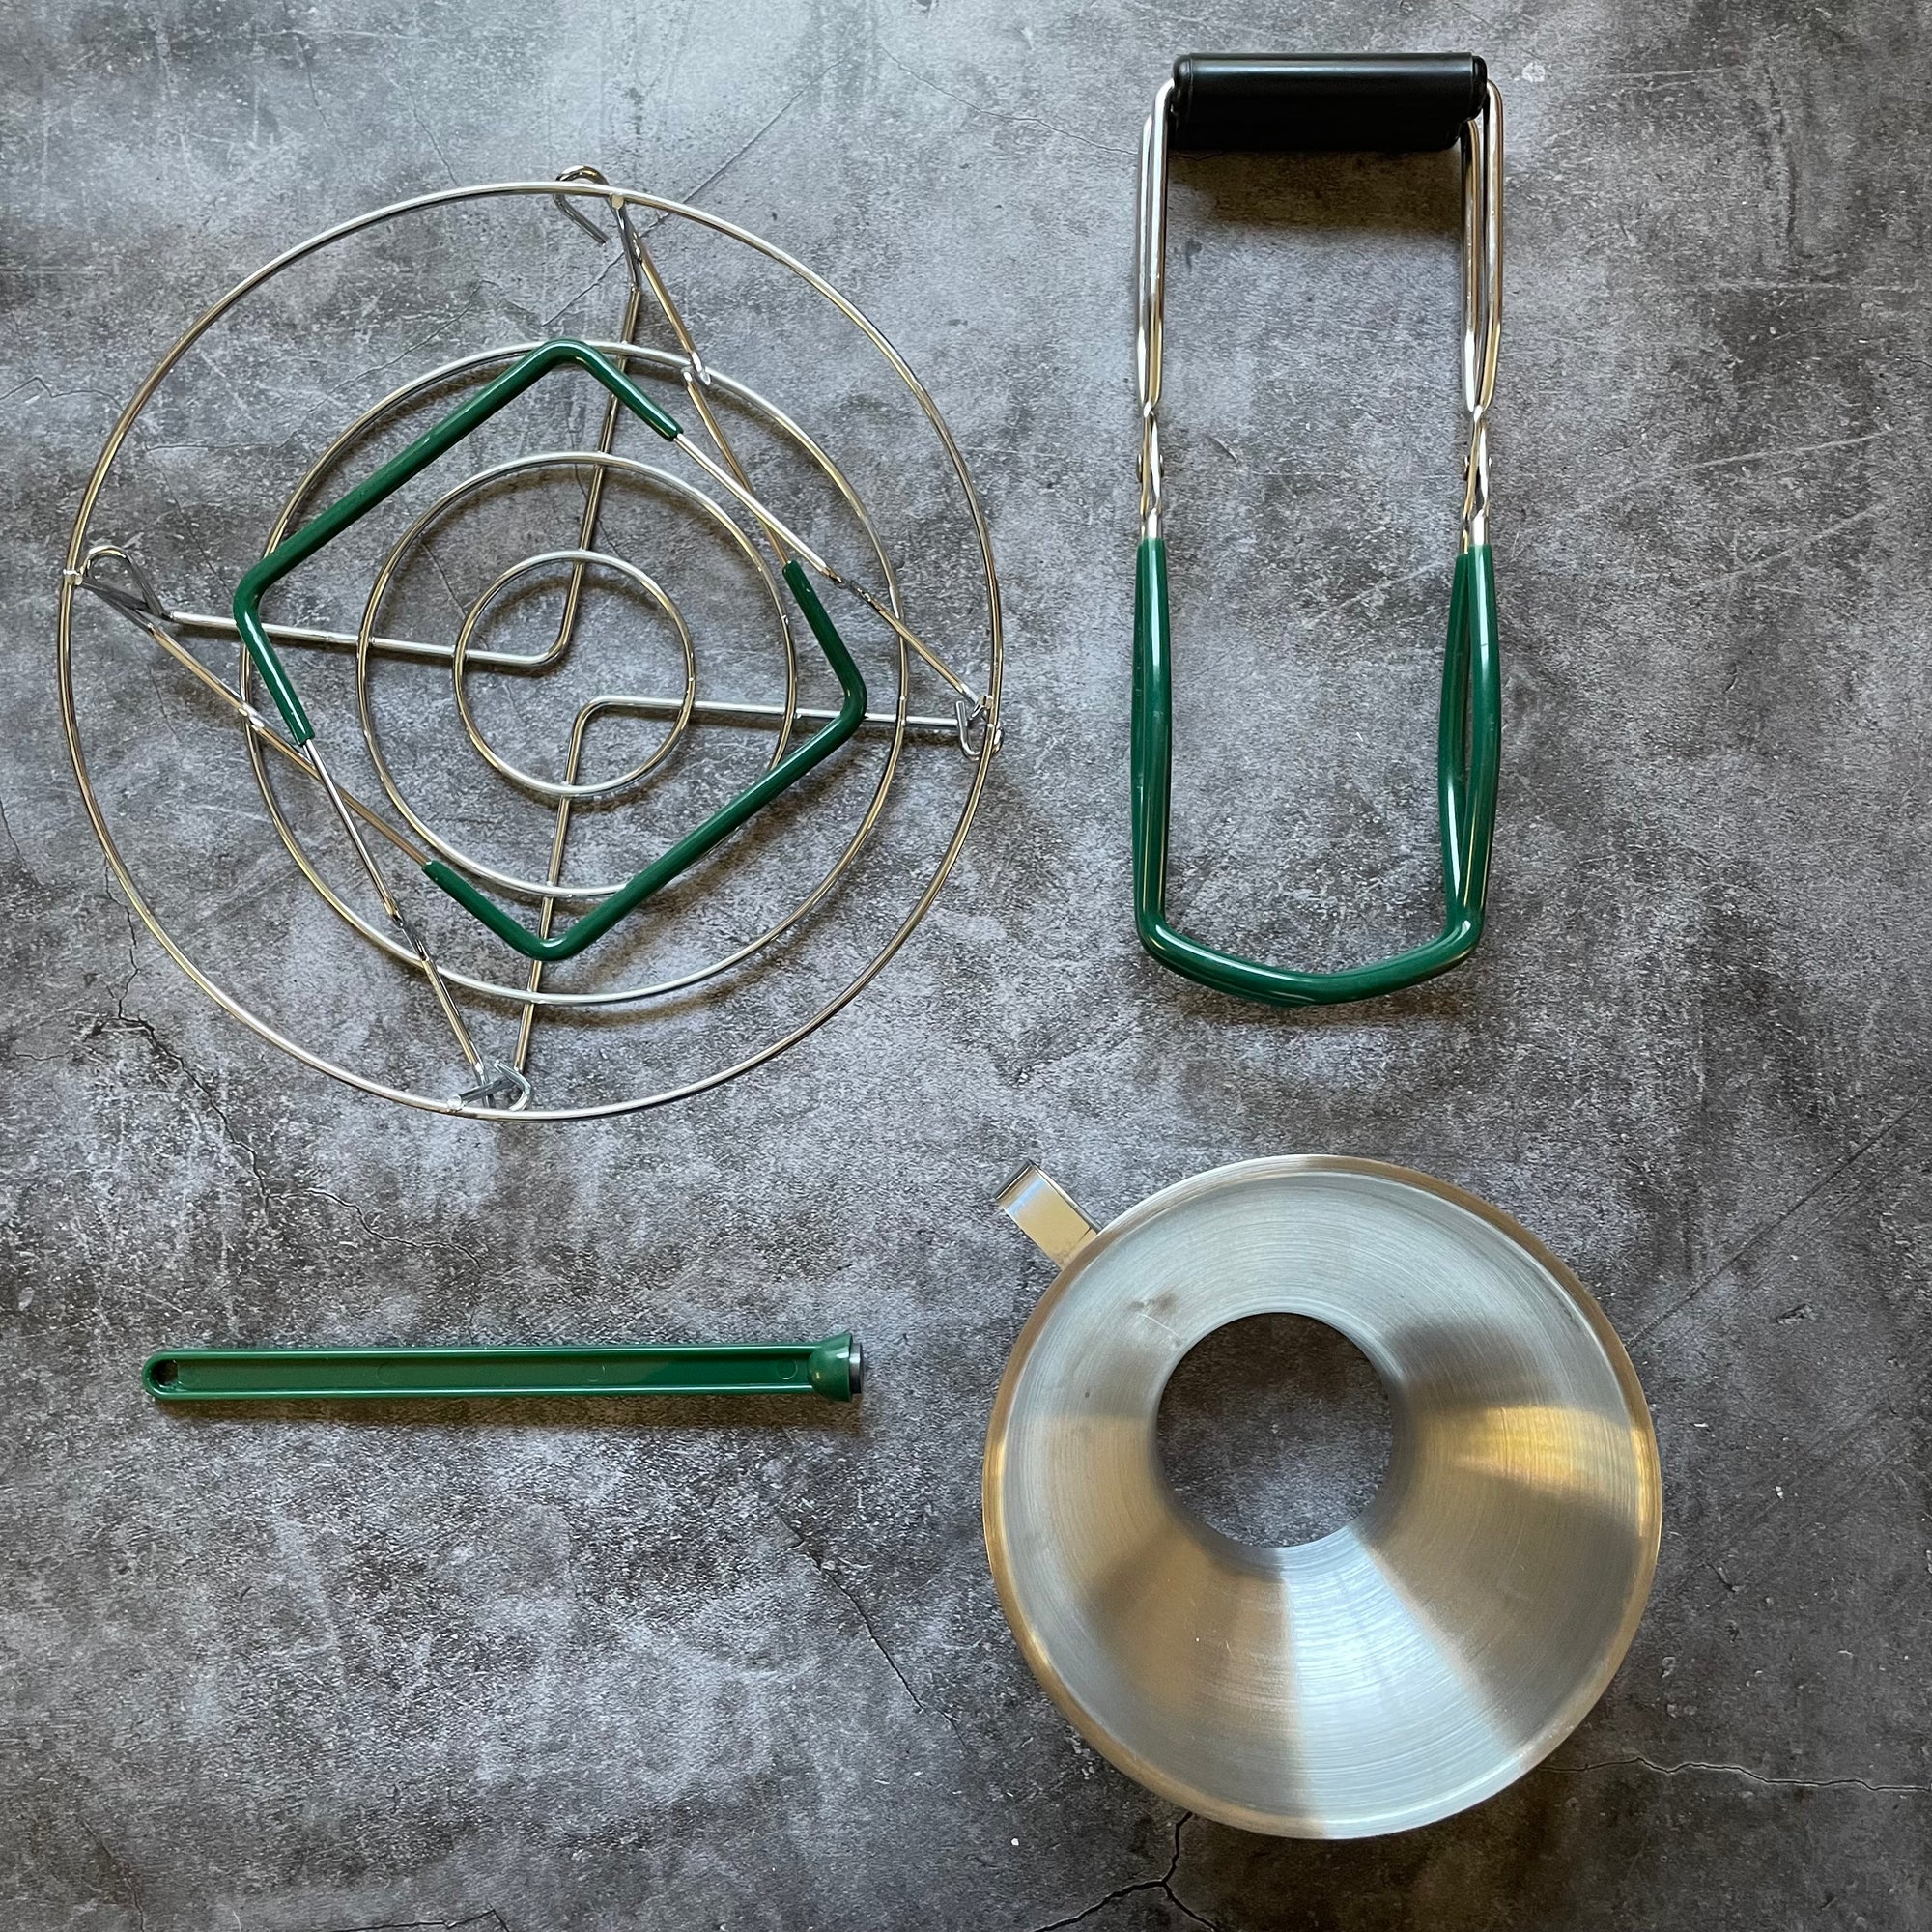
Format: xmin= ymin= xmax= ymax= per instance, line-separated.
xmin=1169 ymin=53 xmax=1487 ymax=154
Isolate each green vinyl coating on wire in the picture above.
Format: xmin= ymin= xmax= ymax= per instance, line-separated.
xmin=233 ymin=338 xmax=682 ymax=749
xmin=424 ymin=560 xmax=867 ymax=961
xmin=229 ymin=339 xmax=870 ymax=964
xmin=1130 ymin=536 xmax=1499 ymax=1007
xmin=143 ymin=1334 xmax=864 ymax=1404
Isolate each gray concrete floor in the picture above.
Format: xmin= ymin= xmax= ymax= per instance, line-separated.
xmin=5 ymin=2 xmax=1931 ymax=1927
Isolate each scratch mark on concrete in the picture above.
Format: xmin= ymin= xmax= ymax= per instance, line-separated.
xmin=1563 ymin=1755 xmax=1932 ymax=1797
xmin=877 ymin=49 xmax=1111 ymax=155
xmin=1631 ymin=1088 xmax=1924 ymax=1345
xmin=1679 ymin=501 xmax=1886 ymax=595
xmin=1552 ymin=426 xmax=1895 ymax=529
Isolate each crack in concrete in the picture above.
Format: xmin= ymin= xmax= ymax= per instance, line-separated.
xmin=1681 ymin=498 xmax=1887 ymax=595
xmin=291 ymin=1180 xmax=386 ymax=1247
xmin=769 ymin=1508 xmax=959 ymax=1735
xmin=43 ymin=1760 xmax=150 ymax=1930
xmin=1542 ymin=424 xmax=1897 ymax=535
xmin=1565 ymin=1755 xmax=1932 ymax=1796
xmin=88 ymin=884 xmax=274 ymax=1214
xmin=556 ymin=60 xmax=834 ymax=297
xmin=300 ymin=1914 xmax=509 ymax=1932
xmin=1027 ymin=1814 xmax=1217 ymax=1932
xmin=0 ymin=784 xmax=28 ymax=875
xmin=668 ymin=67 xmax=832 ymax=214
xmin=72 ymin=1811 xmax=147 ymax=1930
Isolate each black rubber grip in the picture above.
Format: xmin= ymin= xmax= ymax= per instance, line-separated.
xmin=1169 ymin=53 xmax=1487 ymax=154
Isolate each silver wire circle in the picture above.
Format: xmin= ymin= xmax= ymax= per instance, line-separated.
xmin=449 ymin=547 xmax=697 ymax=802
xmin=247 ymin=431 xmax=905 ymax=1001
xmin=337 ymin=445 xmax=803 ymax=901
xmin=984 ymin=1157 xmax=1662 ymax=1838
xmin=57 ymin=181 xmax=1003 ymax=1120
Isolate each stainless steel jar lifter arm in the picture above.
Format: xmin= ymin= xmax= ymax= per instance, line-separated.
xmin=1133 ymin=54 xmax=1503 ymax=1008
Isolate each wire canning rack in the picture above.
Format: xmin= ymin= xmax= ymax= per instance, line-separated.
xmin=58 ymin=176 xmax=1004 ymax=1122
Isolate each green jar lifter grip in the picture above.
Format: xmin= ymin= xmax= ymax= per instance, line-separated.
xmin=1131 ymin=55 xmax=1504 ymax=1007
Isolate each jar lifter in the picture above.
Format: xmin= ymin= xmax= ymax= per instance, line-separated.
xmin=1133 ymin=55 xmax=1503 ymax=1005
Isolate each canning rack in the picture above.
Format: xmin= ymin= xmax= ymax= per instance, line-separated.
xmin=58 ymin=174 xmax=1003 ymax=1121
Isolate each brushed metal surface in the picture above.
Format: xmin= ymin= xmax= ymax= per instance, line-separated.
xmin=983 ymin=1157 xmax=1662 ymax=1839
xmin=997 ymin=1162 xmax=1099 ymax=1267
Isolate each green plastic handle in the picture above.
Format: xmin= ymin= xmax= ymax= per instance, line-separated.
xmin=234 ymin=337 xmax=682 ymax=749
xmin=1130 ymin=535 xmax=1499 ymax=1007
xmin=424 ymin=561 xmax=866 ymax=961
xmin=143 ymin=1334 xmax=863 ymax=1404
